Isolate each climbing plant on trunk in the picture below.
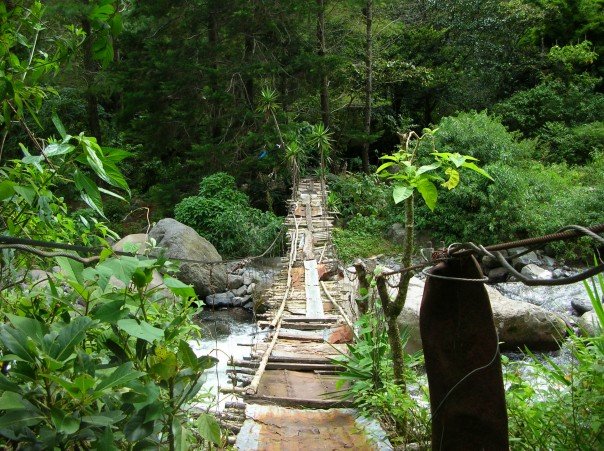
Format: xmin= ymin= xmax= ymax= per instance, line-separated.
xmin=368 ymin=128 xmax=493 ymax=388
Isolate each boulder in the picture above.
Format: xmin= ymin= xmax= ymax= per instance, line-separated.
xmin=397 ymin=277 xmax=568 ymax=352
xmin=247 ymin=282 xmax=257 ymax=295
xmin=577 ymin=311 xmax=601 ymax=337
xmin=205 ymin=292 xmax=234 ymax=308
xmin=149 ymin=218 xmax=227 ymax=297
xmin=508 ymin=247 xmax=540 ymax=269
xmin=231 ymin=285 xmax=248 ymax=297
xmin=113 ymin=234 xmax=151 ymax=254
xmin=571 ymin=297 xmax=594 ymax=315
xmin=488 ymin=267 xmax=509 ymax=283
xmin=495 ymin=281 xmax=592 ymax=314
xmin=520 ymin=264 xmax=552 ymax=280
xmin=486 ymin=286 xmax=567 ymax=351
xmin=227 ymin=275 xmax=245 ymax=290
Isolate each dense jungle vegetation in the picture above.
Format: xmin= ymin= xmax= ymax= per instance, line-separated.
xmin=0 ymin=0 xmax=603 ymax=449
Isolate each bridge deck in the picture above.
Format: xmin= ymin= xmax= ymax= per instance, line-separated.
xmin=222 ymin=178 xmax=391 ymax=450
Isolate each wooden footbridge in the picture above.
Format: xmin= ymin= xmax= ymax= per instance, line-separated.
xmin=220 ymin=178 xmax=392 ymax=450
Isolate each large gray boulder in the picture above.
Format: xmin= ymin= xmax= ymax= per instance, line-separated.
xmin=577 ymin=311 xmax=601 ymax=337
xmin=397 ymin=277 xmax=568 ymax=352
xmin=149 ymin=218 xmax=227 ymax=297
xmin=113 ymin=233 xmax=151 ymax=254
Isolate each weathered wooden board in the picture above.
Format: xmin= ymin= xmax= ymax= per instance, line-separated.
xmin=304 ymin=259 xmax=324 ymax=318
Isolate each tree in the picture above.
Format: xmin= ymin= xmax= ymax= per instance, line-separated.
xmin=367 ymin=128 xmax=492 ymax=387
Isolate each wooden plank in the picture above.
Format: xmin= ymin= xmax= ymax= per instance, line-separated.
xmin=304 ymin=259 xmax=324 ymax=318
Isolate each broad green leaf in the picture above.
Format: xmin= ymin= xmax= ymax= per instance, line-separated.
xmin=0 ymin=180 xmax=15 ymax=200
xmin=450 ymin=153 xmax=466 ymax=167
xmin=0 ymin=374 xmax=22 ymax=393
xmin=97 ymin=256 xmax=141 ymax=285
xmin=375 ymin=161 xmax=395 ymax=173
xmin=0 ymin=325 xmax=36 ymax=362
xmin=92 ymin=299 xmax=126 ymax=323
xmin=178 ymin=341 xmax=199 ymax=370
xmin=164 ymin=277 xmax=195 ymax=299
xmin=198 ymin=355 xmax=219 ymax=371
xmin=51 ymin=407 xmax=81 ymax=434
xmin=73 ymin=374 xmax=95 ymax=394
xmin=13 ymin=185 xmax=36 ymax=205
xmin=392 ymin=185 xmax=413 ymax=204
xmin=96 ymin=362 xmax=145 ymax=392
xmin=48 ymin=317 xmax=94 ymax=362
xmin=51 ymin=113 xmax=67 ymax=138
xmin=82 ymin=415 xmax=120 ymax=427
xmin=173 ymin=417 xmax=190 ymax=451
xmin=0 ymin=391 xmax=27 ymax=410
xmin=0 ymin=410 xmax=44 ymax=428
xmin=44 ymin=142 xmax=75 ymax=157
xmin=442 ymin=168 xmax=460 ymax=190
xmin=84 ymin=141 xmax=109 ymax=183
xmin=197 ymin=413 xmax=221 ymax=445
xmin=124 ymin=409 xmax=154 ymax=442
xmin=117 ymin=319 xmax=164 ymax=343
xmin=103 ymin=160 xmax=130 ymax=194
xmin=96 ymin=427 xmax=117 ymax=451
xmin=461 ymin=162 xmax=494 ymax=180
xmin=56 ymin=256 xmax=85 ymax=284
xmin=7 ymin=315 xmax=45 ymax=345
xmin=74 ymin=169 xmax=104 ymax=217
xmin=90 ymin=3 xmax=115 ymax=20
xmin=98 ymin=186 xmax=126 ymax=201
xmin=150 ymin=353 xmax=177 ymax=381
xmin=416 ymin=163 xmax=441 ymax=175
xmin=101 ymin=147 xmax=131 ymax=163
xmin=416 ymin=178 xmax=438 ymax=211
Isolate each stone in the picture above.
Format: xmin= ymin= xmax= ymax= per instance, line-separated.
xmin=112 ymin=233 xmax=151 ymax=254
xmin=509 ymin=247 xmax=540 ymax=269
xmin=242 ymin=298 xmax=254 ymax=311
xmin=227 ymin=275 xmax=244 ymax=290
xmin=488 ymin=267 xmax=509 ymax=283
xmin=385 ymin=223 xmax=406 ymax=244
xmin=571 ymin=297 xmax=594 ymax=315
xmin=205 ymin=292 xmax=234 ymax=308
xmin=482 ymin=254 xmax=500 ymax=270
xmin=397 ymin=277 xmax=568 ymax=352
xmin=486 ymin=286 xmax=567 ymax=351
xmin=552 ymin=268 xmax=573 ymax=279
xmin=325 ymin=325 xmax=354 ymax=344
xmin=520 ymin=264 xmax=552 ymax=280
xmin=495 ymin=281 xmax=592 ymax=314
xmin=231 ymin=285 xmax=248 ymax=297
xmin=149 ymin=218 xmax=227 ymax=297
xmin=232 ymin=296 xmax=244 ymax=307
xmin=577 ymin=311 xmax=601 ymax=337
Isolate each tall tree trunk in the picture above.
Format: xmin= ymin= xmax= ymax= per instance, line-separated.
xmin=82 ymin=9 xmax=102 ymax=143
xmin=244 ymin=32 xmax=255 ymax=109
xmin=208 ymin=1 xmax=221 ymax=143
xmin=316 ymin=0 xmax=330 ymax=129
xmin=361 ymin=0 xmax=373 ymax=174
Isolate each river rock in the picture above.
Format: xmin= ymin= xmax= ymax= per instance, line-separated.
xmin=149 ymin=218 xmax=227 ymax=297
xmin=205 ymin=292 xmax=234 ymax=308
xmin=494 ymin=281 xmax=592 ymax=314
xmin=397 ymin=277 xmax=568 ymax=352
xmin=571 ymin=297 xmax=594 ymax=315
xmin=486 ymin=286 xmax=567 ymax=351
xmin=231 ymin=285 xmax=248 ymax=297
xmin=577 ymin=311 xmax=601 ymax=337
xmin=509 ymin=247 xmax=540 ymax=269
xmin=227 ymin=275 xmax=244 ymax=290
xmin=488 ymin=267 xmax=509 ymax=283
xmin=520 ymin=264 xmax=552 ymax=280
xmin=247 ymin=282 xmax=256 ymax=294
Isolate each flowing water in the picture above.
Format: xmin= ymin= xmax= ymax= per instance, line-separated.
xmin=189 ymin=308 xmax=259 ymax=410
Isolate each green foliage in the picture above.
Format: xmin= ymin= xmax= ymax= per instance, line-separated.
xmin=174 ymin=172 xmax=283 ymax=257
xmin=377 ymin=128 xmax=492 ymax=211
xmin=333 ymin=314 xmax=430 ymax=446
xmin=428 ymin=111 xmax=535 ymax=164
xmin=536 ymin=121 xmax=604 ymax=165
xmin=415 ymin=157 xmax=604 ymax=255
xmin=0 ymin=254 xmax=221 ymax=449
xmin=505 ymin=278 xmax=604 ymax=449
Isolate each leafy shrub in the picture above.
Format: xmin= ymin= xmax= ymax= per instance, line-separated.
xmin=174 ymin=172 xmax=283 ymax=257
xmin=0 ymin=255 xmax=222 ymax=449
xmin=505 ymin=275 xmax=604 ymax=449
xmin=428 ymin=111 xmax=534 ymax=164
xmin=415 ymin=159 xmax=604 ymax=255
xmin=537 ymin=121 xmax=604 ymax=165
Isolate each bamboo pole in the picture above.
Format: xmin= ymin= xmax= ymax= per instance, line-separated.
xmin=320 ymin=281 xmax=357 ymax=340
